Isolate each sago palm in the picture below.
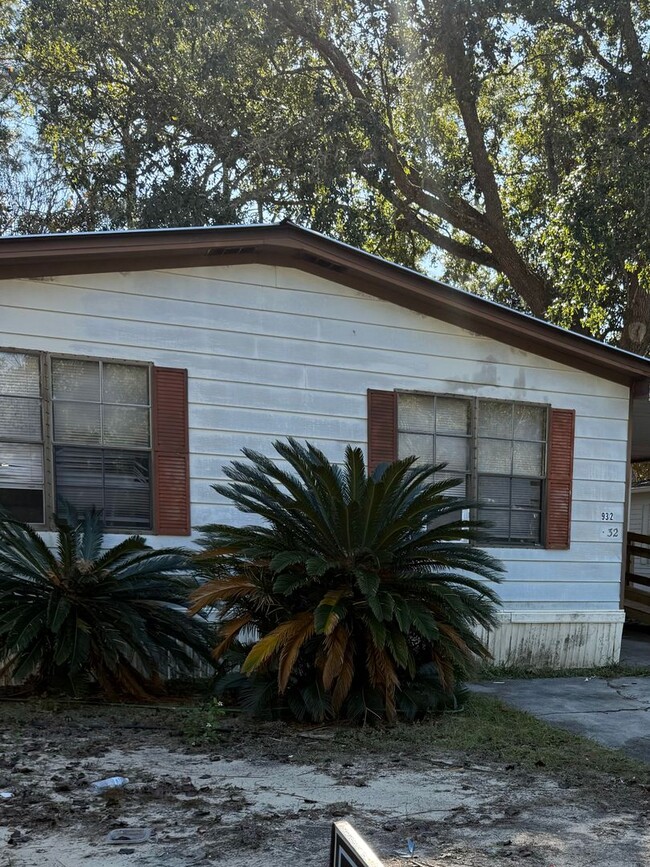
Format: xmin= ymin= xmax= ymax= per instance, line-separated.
xmin=0 ymin=509 xmax=213 ymax=698
xmin=191 ymin=439 xmax=503 ymax=723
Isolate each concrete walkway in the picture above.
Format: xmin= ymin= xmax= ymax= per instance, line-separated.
xmin=474 ymin=676 xmax=650 ymax=761
xmin=474 ymin=629 xmax=650 ymax=762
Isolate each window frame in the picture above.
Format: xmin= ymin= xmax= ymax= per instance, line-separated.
xmin=0 ymin=347 xmax=154 ymax=532
xmin=396 ymin=390 xmax=549 ymax=548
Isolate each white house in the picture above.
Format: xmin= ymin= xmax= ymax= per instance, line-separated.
xmin=1 ymin=222 xmax=650 ymax=668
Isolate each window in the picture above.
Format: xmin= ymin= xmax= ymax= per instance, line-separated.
xmin=477 ymin=401 xmax=546 ymax=545
xmin=398 ymin=394 xmax=471 ymax=529
xmin=398 ymin=394 xmax=471 ymax=496
xmin=0 ymin=350 xmax=152 ymax=530
xmin=397 ymin=393 xmax=548 ymax=546
xmin=0 ymin=352 xmax=44 ymax=523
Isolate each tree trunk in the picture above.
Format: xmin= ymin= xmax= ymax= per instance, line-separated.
xmin=620 ymin=269 xmax=650 ymax=355
xmin=478 ymin=225 xmax=553 ymax=318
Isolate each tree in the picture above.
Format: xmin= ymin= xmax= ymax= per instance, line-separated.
xmin=511 ymin=0 xmax=650 ymax=352
xmin=191 ymin=440 xmax=502 ymax=723
xmin=7 ymin=0 xmax=650 ymax=351
xmin=9 ymin=0 xmax=261 ymax=230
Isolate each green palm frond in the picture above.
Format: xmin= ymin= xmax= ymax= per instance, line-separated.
xmin=0 ymin=510 xmax=214 ymax=698
xmin=193 ymin=439 xmax=504 ymax=723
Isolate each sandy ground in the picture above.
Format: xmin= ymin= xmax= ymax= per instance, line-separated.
xmin=1 ymin=703 xmax=650 ymax=866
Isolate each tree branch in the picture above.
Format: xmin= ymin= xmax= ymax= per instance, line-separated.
xmin=267 ymin=0 xmax=489 ymax=238
xmin=617 ymin=0 xmax=650 ymax=103
xmin=395 ymin=209 xmax=499 ymax=270
xmin=545 ymin=10 xmax=626 ymax=82
xmin=437 ymin=0 xmax=505 ymax=227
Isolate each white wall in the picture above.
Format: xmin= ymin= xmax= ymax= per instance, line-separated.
xmin=0 ymin=263 xmax=630 ymax=639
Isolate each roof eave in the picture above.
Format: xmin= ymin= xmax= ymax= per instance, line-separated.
xmin=0 ymin=222 xmax=649 ymax=387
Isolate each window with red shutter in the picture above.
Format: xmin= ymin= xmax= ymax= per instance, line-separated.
xmin=0 ymin=348 xmax=192 ymax=535
xmin=368 ymin=390 xmax=574 ymax=549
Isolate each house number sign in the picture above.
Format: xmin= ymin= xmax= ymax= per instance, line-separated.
xmin=600 ymin=510 xmax=621 ymax=540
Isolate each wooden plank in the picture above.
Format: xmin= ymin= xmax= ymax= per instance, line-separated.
xmin=623 ymin=587 xmax=650 ymax=608
xmin=628 ymin=545 xmax=650 ymax=560
xmin=626 ymin=572 xmax=650 ymax=588
xmin=330 ymin=822 xmax=385 ymax=867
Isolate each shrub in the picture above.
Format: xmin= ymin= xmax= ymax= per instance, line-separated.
xmin=191 ymin=439 xmax=503 ymax=723
xmin=0 ymin=509 xmax=213 ymax=698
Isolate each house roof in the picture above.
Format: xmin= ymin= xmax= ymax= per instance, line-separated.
xmin=1 ymin=220 xmax=650 ymax=455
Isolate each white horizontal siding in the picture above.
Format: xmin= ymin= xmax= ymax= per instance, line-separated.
xmin=0 ymin=263 xmax=631 ymax=618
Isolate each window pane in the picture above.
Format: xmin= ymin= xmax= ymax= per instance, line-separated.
xmin=511 ymin=509 xmax=541 ymax=543
xmin=104 ymin=487 xmax=151 ymax=529
xmin=398 ymin=394 xmax=434 ymax=432
xmin=103 ymin=406 xmax=150 ymax=447
xmin=434 ymin=470 xmax=468 ymax=498
xmin=478 ymin=475 xmax=510 ymax=506
xmin=514 ymin=405 xmax=546 ymax=441
xmin=428 ymin=507 xmax=465 ymax=532
xmin=478 ymin=438 xmax=512 ymax=473
xmin=0 ymin=396 xmax=41 ymax=440
xmin=103 ymin=451 xmax=151 ymax=529
xmin=55 ymin=446 xmax=104 ymax=513
xmin=478 ymin=508 xmax=510 ymax=539
xmin=436 ymin=435 xmax=469 ymax=472
xmin=479 ymin=401 xmax=512 ymax=437
xmin=0 ymin=352 xmax=40 ymax=397
xmin=398 ymin=432 xmax=434 ymax=464
xmin=436 ymin=398 xmax=470 ymax=434
xmin=52 ymin=358 xmax=100 ymax=401
xmin=0 ymin=488 xmax=44 ymax=523
xmin=103 ymin=363 xmax=149 ymax=406
xmin=53 ymin=401 xmax=101 ymax=444
xmin=513 ymin=441 xmax=544 ymax=476
xmin=0 ymin=443 xmax=43 ymax=488
xmin=512 ymin=477 xmax=542 ymax=509
xmin=55 ymin=447 xmax=151 ymax=528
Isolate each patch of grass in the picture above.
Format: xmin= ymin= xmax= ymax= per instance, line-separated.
xmin=183 ymin=692 xmax=650 ymax=790
xmin=333 ymin=694 xmax=650 ymax=786
xmin=183 ymin=697 xmax=239 ymax=745
xmin=477 ymin=662 xmax=650 ymax=681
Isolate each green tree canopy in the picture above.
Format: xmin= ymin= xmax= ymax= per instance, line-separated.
xmin=5 ymin=0 xmax=650 ymax=351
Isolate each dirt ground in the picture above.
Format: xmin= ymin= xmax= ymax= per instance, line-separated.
xmin=1 ymin=701 xmax=650 ymax=867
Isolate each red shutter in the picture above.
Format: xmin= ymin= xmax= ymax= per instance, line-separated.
xmin=367 ymin=389 xmax=397 ymax=473
xmin=152 ymin=367 xmax=191 ymax=535
xmin=545 ymin=408 xmax=575 ymax=549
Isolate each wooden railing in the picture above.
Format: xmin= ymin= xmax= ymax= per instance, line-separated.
xmin=625 ymin=532 xmax=650 ymax=623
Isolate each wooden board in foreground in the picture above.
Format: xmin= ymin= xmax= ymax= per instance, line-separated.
xmin=329 ymin=821 xmax=385 ymax=867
